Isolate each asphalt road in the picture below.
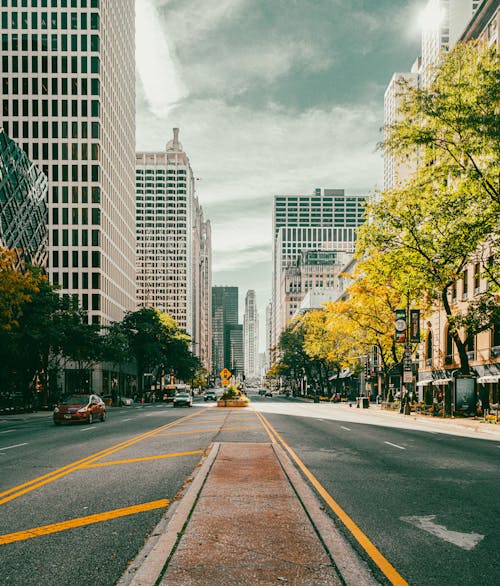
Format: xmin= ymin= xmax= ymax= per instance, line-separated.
xmin=1 ymin=395 xmax=498 ymax=585
xmin=257 ymin=397 xmax=500 ymax=586
xmin=0 ymin=398 xmax=269 ymax=586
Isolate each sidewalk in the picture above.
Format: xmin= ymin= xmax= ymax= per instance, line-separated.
xmin=120 ymin=442 xmax=379 ymax=586
xmin=331 ymin=400 xmax=500 ymax=440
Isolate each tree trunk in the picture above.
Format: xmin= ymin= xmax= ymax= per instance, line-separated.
xmin=441 ymin=289 xmax=470 ymax=375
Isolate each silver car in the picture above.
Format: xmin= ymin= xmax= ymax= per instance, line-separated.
xmin=173 ymin=392 xmax=193 ymax=407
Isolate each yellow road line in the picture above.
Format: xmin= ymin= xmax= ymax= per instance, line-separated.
xmin=0 ymin=499 xmax=169 ymax=545
xmin=82 ymin=450 xmax=203 ymax=468
xmin=156 ymin=428 xmax=220 ymax=436
xmin=255 ymin=411 xmax=409 ymax=586
xmin=0 ymin=409 xmax=206 ymax=505
xmin=220 ymin=426 xmax=261 ymax=431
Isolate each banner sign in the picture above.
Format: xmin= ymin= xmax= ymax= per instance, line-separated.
xmin=410 ymin=309 xmax=420 ymax=343
xmin=395 ymin=309 xmax=407 ymax=343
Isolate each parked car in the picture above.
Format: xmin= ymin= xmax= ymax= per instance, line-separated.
xmin=173 ymin=392 xmax=193 ymax=407
xmin=203 ymin=390 xmax=217 ymax=402
xmin=258 ymin=389 xmax=267 ymax=396
xmin=265 ymin=391 xmax=274 ymax=397
xmin=53 ymin=394 xmax=106 ymax=425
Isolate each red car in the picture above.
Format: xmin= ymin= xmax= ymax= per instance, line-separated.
xmin=53 ymin=394 xmax=106 ymax=425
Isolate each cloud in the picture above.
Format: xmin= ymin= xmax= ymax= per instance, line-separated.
xmin=183 ymin=40 xmax=334 ymax=99
xmin=135 ymin=0 xmax=187 ymax=116
xmin=136 ymin=97 xmax=382 ymax=275
xmin=155 ymin=0 xmax=250 ymax=47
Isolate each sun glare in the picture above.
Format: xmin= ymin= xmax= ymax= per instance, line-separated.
xmin=419 ymin=0 xmax=445 ymax=33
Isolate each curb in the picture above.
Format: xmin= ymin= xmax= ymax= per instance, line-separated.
xmin=117 ymin=443 xmax=220 ymax=586
xmin=272 ymin=442 xmax=379 ymax=586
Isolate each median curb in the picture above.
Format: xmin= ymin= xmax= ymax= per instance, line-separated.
xmin=118 ymin=439 xmax=379 ymax=586
xmin=117 ymin=443 xmax=220 ymax=586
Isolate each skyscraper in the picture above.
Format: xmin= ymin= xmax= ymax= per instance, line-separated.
xmin=212 ymin=286 xmax=238 ymax=376
xmin=136 ymin=129 xmax=212 ymax=367
xmin=420 ymin=0 xmax=478 ymax=86
xmin=271 ymin=188 xmax=366 ymax=351
xmin=1 ymin=0 xmax=136 ymax=324
xmin=243 ymin=290 xmax=259 ymax=379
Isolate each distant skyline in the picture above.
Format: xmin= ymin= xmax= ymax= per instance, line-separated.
xmin=135 ymin=0 xmax=425 ymax=345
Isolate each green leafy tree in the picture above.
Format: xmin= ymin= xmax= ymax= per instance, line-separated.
xmin=359 ymin=41 xmax=500 ymax=377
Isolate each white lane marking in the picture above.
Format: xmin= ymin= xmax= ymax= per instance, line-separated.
xmin=0 ymin=442 xmax=28 ymax=451
xmin=80 ymin=427 xmax=96 ymax=432
xmin=341 ymin=426 xmax=351 ymax=431
xmin=401 ymin=516 xmax=484 ymax=550
xmin=145 ymin=413 xmax=155 ymax=417
xmin=384 ymin=441 xmax=405 ymax=450
xmin=122 ymin=418 xmax=132 ymax=422
xmin=0 ymin=429 xmax=16 ymax=434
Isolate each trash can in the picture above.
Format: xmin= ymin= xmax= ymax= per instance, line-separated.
xmin=357 ymin=396 xmax=369 ymax=408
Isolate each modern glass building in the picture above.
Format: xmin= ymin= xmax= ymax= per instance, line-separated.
xmin=212 ymin=286 xmax=238 ymax=376
xmin=0 ymin=127 xmax=47 ymax=269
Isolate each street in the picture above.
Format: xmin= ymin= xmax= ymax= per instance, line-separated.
xmin=0 ymin=394 xmax=499 ymax=585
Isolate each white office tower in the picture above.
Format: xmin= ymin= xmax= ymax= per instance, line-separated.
xmin=0 ymin=0 xmax=136 ymax=325
xmin=136 ymin=129 xmax=211 ymax=365
xmin=243 ymin=290 xmax=259 ymax=379
xmin=383 ymin=60 xmax=421 ymax=190
xmin=271 ymin=189 xmax=366 ymax=350
xmin=198 ymin=219 xmax=212 ymax=372
xmin=420 ymin=0 xmax=477 ymax=87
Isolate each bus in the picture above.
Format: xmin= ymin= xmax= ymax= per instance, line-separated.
xmin=161 ymin=384 xmax=191 ymax=402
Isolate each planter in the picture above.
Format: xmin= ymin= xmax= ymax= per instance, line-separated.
xmin=217 ymin=400 xmax=248 ymax=408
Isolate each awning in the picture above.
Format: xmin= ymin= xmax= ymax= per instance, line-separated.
xmin=432 ymin=378 xmax=453 ymax=386
xmin=329 ymin=369 xmax=352 ymax=381
xmin=477 ymin=375 xmax=500 ymax=384
xmin=416 ymin=380 xmax=432 ymax=387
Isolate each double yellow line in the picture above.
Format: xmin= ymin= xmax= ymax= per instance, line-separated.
xmin=255 ymin=410 xmax=409 ymax=586
xmin=0 ymin=409 xmax=203 ymax=506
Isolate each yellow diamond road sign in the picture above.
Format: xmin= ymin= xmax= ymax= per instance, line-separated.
xmin=221 ymin=378 xmax=229 ymax=387
xmin=220 ymin=368 xmax=231 ymax=379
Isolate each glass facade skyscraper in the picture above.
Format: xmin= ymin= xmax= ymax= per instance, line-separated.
xmin=0 ymin=127 xmax=47 ymax=269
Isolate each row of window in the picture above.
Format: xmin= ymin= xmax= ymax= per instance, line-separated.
xmin=52 ymin=228 xmax=99 ymax=246
xmin=3 ymin=98 xmax=100 ymax=122
xmin=52 ymin=270 xmax=100 ymax=290
xmin=2 ymin=120 xmax=99 ymax=140
xmin=51 ymin=207 xmax=100 ymax=225
xmin=1 ymin=1 xmax=100 ymax=8
xmin=1 ymin=11 xmax=99 ymax=30
xmin=1 ymin=54 xmax=99 ymax=74
xmin=2 ymin=32 xmax=99 ymax=52
xmin=136 ymin=169 xmax=186 ymax=175
xmin=52 ymin=249 xmax=100 ymax=267
xmin=3 ymin=76 xmax=99 ymax=96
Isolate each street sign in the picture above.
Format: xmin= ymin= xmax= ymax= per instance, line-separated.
xmin=220 ymin=368 xmax=231 ymax=379
xmin=221 ymin=378 xmax=229 ymax=387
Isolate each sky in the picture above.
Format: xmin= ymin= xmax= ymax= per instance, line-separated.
xmin=135 ymin=0 xmax=425 ymax=349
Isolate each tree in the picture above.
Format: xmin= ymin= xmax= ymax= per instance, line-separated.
xmin=120 ymin=307 xmax=197 ymax=394
xmin=0 ymin=248 xmax=40 ymax=331
xmin=359 ymin=41 xmax=500 ymax=376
